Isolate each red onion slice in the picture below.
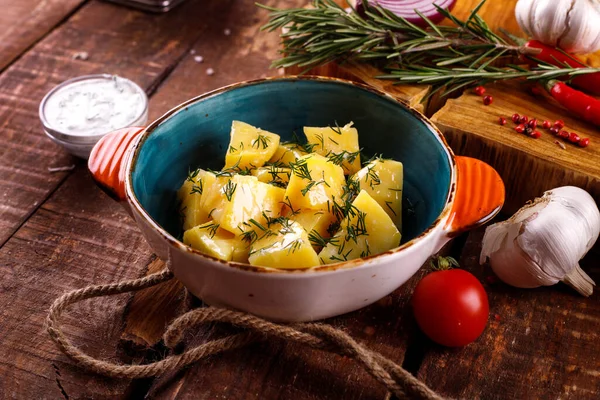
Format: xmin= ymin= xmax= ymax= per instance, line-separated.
xmin=356 ymin=0 xmax=457 ymax=27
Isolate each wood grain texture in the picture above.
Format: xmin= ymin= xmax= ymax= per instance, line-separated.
xmin=0 ymin=168 xmax=154 ymax=399
xmin=431 ymin=80 xmax=600 ymax=214
xmin=0 ymin=0 xmax=240 ymax=246
xmin=0 ymin=0 xmax=86 ymax=71
xmin=418 ymin=225 xmax=600 ymax=400
xmin=147 ymin=275 xmax=427 ymax=400
xmin=0 ymin=0 xmax=267 ymax=397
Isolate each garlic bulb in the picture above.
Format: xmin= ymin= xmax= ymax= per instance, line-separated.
xmin=480 ymin=186 xmax=599 ymax=296
xmin=515 ymin=0 xmax=600 ymax=54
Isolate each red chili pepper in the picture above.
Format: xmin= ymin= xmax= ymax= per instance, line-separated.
xmin=546 ymin=80 xmax=600 ymax=127
xmin=523 ymin=40 xmax=600 ymax=95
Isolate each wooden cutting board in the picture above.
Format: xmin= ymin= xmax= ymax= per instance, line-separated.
xmin=287 ymin=0 xmax=600 ymax=214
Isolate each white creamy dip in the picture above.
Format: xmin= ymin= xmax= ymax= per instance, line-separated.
xmin=43 ymin=75 xmax=146 ymax=137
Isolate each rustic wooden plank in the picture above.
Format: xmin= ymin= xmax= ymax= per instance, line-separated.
xmin=0 ymin=0 xmax=237 ymax=246
xmin=147 ymin=0 xmax=302 ymax=121
xmin=147 ymin=278 xmax=426 ymax=400
xmin=431 ymin=80 xmax=600 ymax=215
xmin=0 ymin=167 xmax=154 ymax=399
xmin=0 ymin=0 xmax=258 ymax=397
xmin=417 ymin=225 xmax=600 ymax=399
xmin=0 ymin=0 xmax=86 ymax=71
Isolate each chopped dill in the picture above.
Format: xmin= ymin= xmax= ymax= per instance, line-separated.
xmin=360 ymin=241 xmax=372 ymax=258
xmin=290 ymin=158 xmax=312 ymax=180
xmin=314 ymin=133 xmax=324 ymax=149
xmin=200 ymin=222 xmax=220 ymax=238
xmin=252 ymin=134 xmax=272 ymax=149
xmin=365 ymin=163 xmax=381 ymax=189
xmin=344 ymin=210 xmax=368 ymax=244
xmin=186 ymin=168 xmax=201 ymax=182
xmin=249 ymin=218 xmax=267 ymax=231
xmin=241 ymin=229 xmax=258 ymax=245
xmin=330 ymin=121 xmax=343 ymax=135
xmin=280 ymin=197 xmax=300 ymax=216
xmin=211 ymin=159 xmax=253 ymax=177
xmin=190 ymin=179 xmax=203 ymax=195
xmin=301 ymin=179 xmax=328 ymax=196
xmin=223 ymin=179 xmax=237 ymax=201
xmin=283 ymin=238 xmax=303 ymax=254
xmin=385 ymin=201 xmax=397 ymax=216
xmin=326 ymin=149 xmax=361 ymax=167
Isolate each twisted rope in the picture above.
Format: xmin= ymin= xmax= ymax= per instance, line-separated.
xmin=46 ymin=268 xmax=443 ymax=400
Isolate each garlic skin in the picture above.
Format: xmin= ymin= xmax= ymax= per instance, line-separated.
xmin=515 ymin=0 xmax=600 ymax=54
xmin=480 ymin=186 xmax=599 ymax=296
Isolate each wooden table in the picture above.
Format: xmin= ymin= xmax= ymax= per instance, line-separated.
xmin=1 ymin=1 xmax=599 ymax=399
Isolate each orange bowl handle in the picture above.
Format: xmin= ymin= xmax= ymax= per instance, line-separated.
xmin=445 ymin=156 xmax=505 ymax=235
xmin=88 ymin=127 xmax=145 ymax=202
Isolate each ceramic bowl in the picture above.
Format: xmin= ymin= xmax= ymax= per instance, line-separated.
xmin=88 ymin=77 xmax=504 ymax=322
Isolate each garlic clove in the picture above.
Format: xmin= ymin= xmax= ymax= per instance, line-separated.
xmin=480 ymin=186 xmax=599 ymax=296
xmin=515 ymin=0 xmax=600 ymax=54
xmin=563 ymin=264 xmax=595 ymax=297
xmin=559 ymin=0 xmax=600 ymax=54
xmin=516 ymin=0 xmax=571 ymax=47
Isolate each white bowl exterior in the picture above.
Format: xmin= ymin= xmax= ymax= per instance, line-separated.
xmin=130 ymin=199 xmax=448 ymax=321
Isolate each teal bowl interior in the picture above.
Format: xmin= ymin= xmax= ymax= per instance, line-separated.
xmin=132 ymin=78 xmax=452 ymax=245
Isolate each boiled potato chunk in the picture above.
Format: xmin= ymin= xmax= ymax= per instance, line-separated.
xmin=209 ymin=174 xmax=286 ymax=234
xmin=268 ymin=143 xmax=308 ymax=166
xmin=249 ymin=220 xmax=320 ymax=269
xmin=319 ymin=190 xmax=401 ymax=264
xmin=285 ymin=154 xmax=345 ymax=212
xmin=252 ymin=166 xmax=291 ymax=187
xmin=225 ymin=120 xmax=281 ymax=169
xmin=290 ymin=209 xmax=338 ymax=247
xmin=178 ymin=169 xmax=210 ymax=230
xmin=352 ymin=158 xmax=403 ymax=230
xmin=304 ymin=122 xmax=361 ymax=175
xmin=183 ymin=222 xmax=236 ymax=261
xmin=197 ymin=171 xmax=227 ymax=219
xmin=231 ymin=236 xmax=251 ymax=263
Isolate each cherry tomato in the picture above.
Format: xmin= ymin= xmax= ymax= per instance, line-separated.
xmin=411 ymin=269 xmax=489 ymax=347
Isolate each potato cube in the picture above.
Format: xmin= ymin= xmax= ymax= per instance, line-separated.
xmin=252 ymin=166 xmax=291 ymax=187
xmin=231 ymin=235 xmax=251 ymax=264
xmin=304 ymin=122 xmax=361 ymax=175
xmin=197 ymin=171 xmax=227 ymax=221
xmin=319 ymin=190 xmax=401 ymax=264
xmin=225 ymin=120 xmax=281 ymax=170
xmin=351 ymin=158 xmax=403 ymax=231
xmin=209 ymin=174 xmax=285 ymax=234
xmin=249 ymin=219 xmax=320 ymax=269
xmin=290 ymin=209 xmax=338 ymax=249
xmin=178 ymin=169 xmax=211 ymax=230
xmin=285 ymin=154 xmax=345 ymax=212
xmin=183 ymin=222 xmax=236 ymax=261
xmin=268 ymin=143 xmax=308 ymax=166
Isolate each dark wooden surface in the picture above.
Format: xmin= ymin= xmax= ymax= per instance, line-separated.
xmin=0 ymin=1 xmax=599 ymax=399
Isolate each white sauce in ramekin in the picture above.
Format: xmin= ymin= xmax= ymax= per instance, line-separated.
xmin=43 ymin=75 xmax=146 ymax=137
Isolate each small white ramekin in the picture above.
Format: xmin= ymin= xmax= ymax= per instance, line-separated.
xmin=39 ymin=74 xmax=148 ymax=159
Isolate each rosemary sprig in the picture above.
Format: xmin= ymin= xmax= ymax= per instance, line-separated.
xmin=259 ymin=0 xmax=600 ymax=96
